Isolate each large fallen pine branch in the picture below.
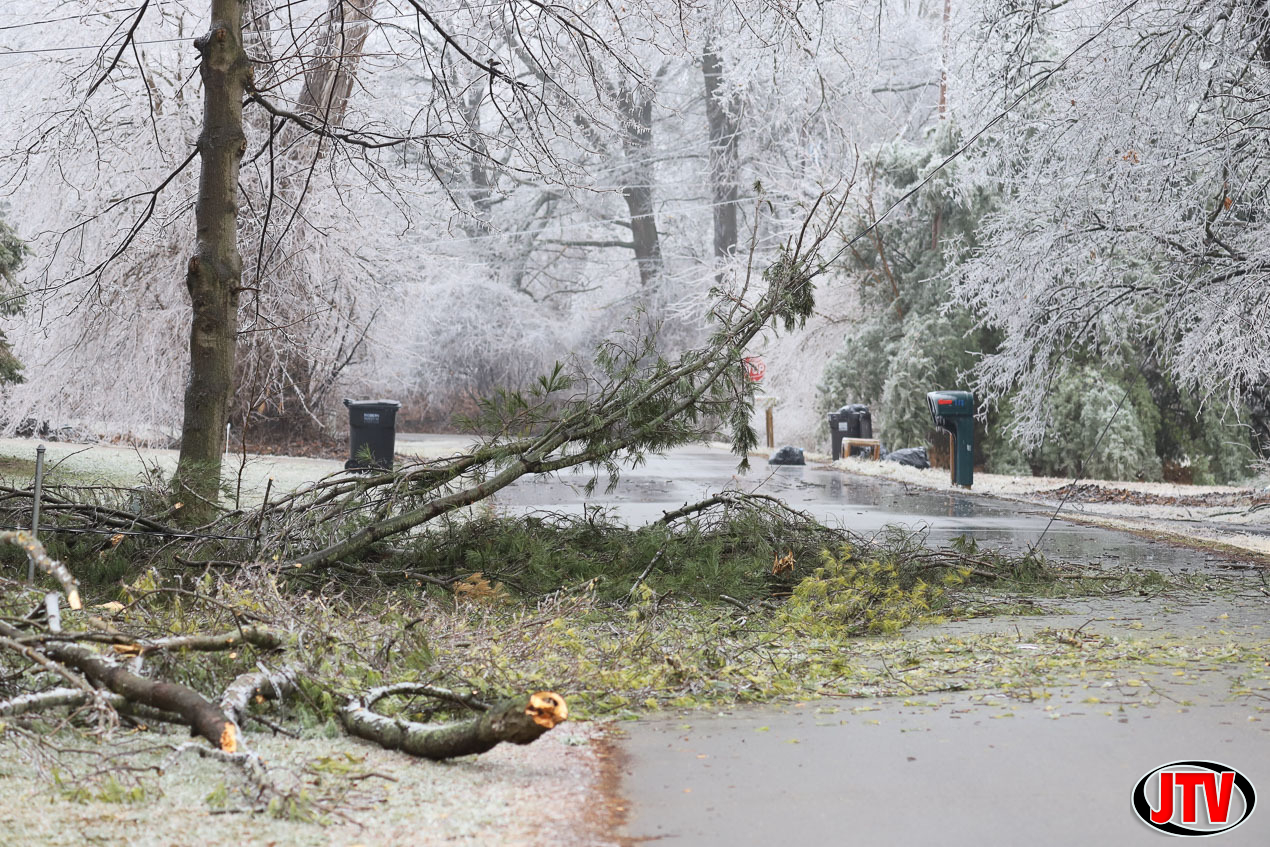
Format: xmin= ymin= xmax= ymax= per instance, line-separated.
xmin=184 ymin=193 xmax=848 ymax=570
xmin=340 ymin=683 xmax=568 ymax=760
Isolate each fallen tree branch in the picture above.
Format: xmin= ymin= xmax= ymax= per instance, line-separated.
xmin=0 ymin=686 xmax=90 ymax=717
xmin=14 ymin=625 xmax=282 ymax=655
xmin=0 ymin=632 xmax=96 ymax=694
xmin=44 ymin=593 xmax=62 ymax=632
xmin=34 ymin=638 xmax=238 ymax=751
xmin=219 ymin=665 xmax=298 ymax=727
xmin=142 ymin=627 xmax=281 ymax=655
xmin=0 ymin=686 xmax=183 ymax=728
xmin=627 ymin=549 xmax=665 ymax=601
xmin=340 ymin=687 xmax=567 ymax=760
xmin=230 ymin=192 xmax=848 ymax=569
xmin=368 ymin=682 xmax=494 ymax=712
xmin=658 ymin=491 xmax=814 ymax=525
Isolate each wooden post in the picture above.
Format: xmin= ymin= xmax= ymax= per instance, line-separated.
xmin=949 ymin=432 xmax=955 ymax=485
xmin=765 ymin=407 xmax=774 ymax=448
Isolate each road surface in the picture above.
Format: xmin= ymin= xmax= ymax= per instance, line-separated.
xmin=491 ymin=444 xmax=1268 ymax=846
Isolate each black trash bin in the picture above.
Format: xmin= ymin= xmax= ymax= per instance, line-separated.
xmin=344 ymin=398 xmax=400 ymax=470
xmin=854 ymin=406 xmax=873 ymax=440
xmin=828 ymin=404 xmax=873 ymax=460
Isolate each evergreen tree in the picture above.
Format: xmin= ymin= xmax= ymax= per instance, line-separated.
xmin=0 ymin=216 xmax=26 ymax=385
xmin=821 ymin=130 xmax=1257 ymax=483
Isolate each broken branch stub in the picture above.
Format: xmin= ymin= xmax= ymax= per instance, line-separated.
xmin=340 ymin=689 xmax=568 ymax=760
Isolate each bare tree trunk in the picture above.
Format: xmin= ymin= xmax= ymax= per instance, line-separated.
xmin=616 ymin=82 xmax=665 ymax=293
xmin=934 ymin=0 xmax=951 ymax=250
xmin=702 ymin=45 xmax=741 ymax=278
xmin=175 ymin=0 xmax=251 ymax=522
xmin=234 ymin=0 xmax=378 ymax=437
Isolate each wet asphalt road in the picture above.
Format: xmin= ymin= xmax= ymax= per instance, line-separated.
xmin=617 ymin=683 xmax=1270 ymax=847
xmin=496 ymin=444 xmax=1240 ymax=572
xmin=492 ymin=445 xmax=1269 ymax=846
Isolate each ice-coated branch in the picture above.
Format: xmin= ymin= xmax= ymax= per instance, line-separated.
xmin=1 ymin=531 xmax=80 ymax=610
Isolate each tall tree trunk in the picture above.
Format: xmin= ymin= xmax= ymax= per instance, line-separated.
xmin=616 ymin=82 xmax=665 ymax=293
xmin=294 ymin=0 xmax=377 ymax=122
xmin=934 ymin=0 xmax=951 ymax=250
xmin=233 ymin=0 xmax=377 ymax=437
xmin=702 ymin=45 xmax=741 ymax=279
xmin=175 ymin=0 xmax=250 ymax=522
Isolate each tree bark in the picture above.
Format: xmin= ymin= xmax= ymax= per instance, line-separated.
xmin=219 ymin=664 xmax=298 ymax=727
xmin=702 ymin=45 xmax=741 ymax=277
xmin=616 ymin=82 xmax=665 ymax=293
xmin=175 ymin=0 xmax=251 ymax=523
xmin=1 ymin=530 xmax=80 ymax=610
xmin=294 ymin=0 xmax=377 ymax=123
xmin=234 ymin=0 xmax=378 ymax=435
xmin=340 ymin=685 xmax=568 ymax=760
xmin=39 ymin=638 xmax=239 ymax=751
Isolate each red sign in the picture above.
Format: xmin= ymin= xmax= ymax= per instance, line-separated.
xmin=742 ymin=357 xmax=765 ymax=383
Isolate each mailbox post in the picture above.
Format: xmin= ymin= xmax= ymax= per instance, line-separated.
xmin=927 ymin=390 xmax=974 ymax=488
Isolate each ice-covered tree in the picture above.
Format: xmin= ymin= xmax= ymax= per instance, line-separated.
xmin=949 ymin=0 xmax=1270 ymax=455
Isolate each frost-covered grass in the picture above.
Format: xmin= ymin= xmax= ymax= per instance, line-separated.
xmin=0 ymin=434 xmax=532 ymax=508
xmin=0 ymin=722 xmax=611 ymax=846
xmin=0 ymin=436 xmax=344 ymax=503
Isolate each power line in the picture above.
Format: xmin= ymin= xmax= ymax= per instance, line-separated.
xmin=0 ymin=2 xmax=170 ymax=32
xmin=0 ymin=4 xmax=499 ymax=56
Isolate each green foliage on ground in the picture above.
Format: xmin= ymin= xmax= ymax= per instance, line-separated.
xmin=398 ymin=505 xmax=843 ymax=603
xmin=1 ymin=477 xmax=1250 ymax=737
xmin=780 ymin=549 xmax=965 ymax=636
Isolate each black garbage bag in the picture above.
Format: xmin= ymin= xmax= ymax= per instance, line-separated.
xmin=768 ymin=445 xmax=806 ymax=466
xmin=882 ymin=446 xmax=929 ymax=469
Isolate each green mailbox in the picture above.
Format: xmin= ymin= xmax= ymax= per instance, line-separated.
xmin=927 ymin=390 xmax=974 ymax=488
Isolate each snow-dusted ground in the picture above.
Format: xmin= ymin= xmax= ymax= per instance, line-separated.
xmin=0 ymin=720 xmax=617 ymax=847
xmin=0 ymin=434 xmax=480 ymax=505
xmin=823 ymin=453 xmax=1270 ymax=558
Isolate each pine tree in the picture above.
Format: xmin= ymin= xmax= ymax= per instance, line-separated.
xmin=0 ymin=216 xmax=27 ymax=385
